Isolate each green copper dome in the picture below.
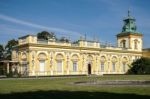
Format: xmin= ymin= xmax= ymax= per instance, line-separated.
xmin=122 ymin=10 xmax=137 ymax=33
xmin=117 ymin=10 xmax=142 ymax=37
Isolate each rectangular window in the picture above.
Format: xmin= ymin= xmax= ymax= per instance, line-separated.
xmin=22 ymin=64 xmax=28 ymax=76
xmin=112 ymin=63 xmax=115 ymax=72
xmin=101 ymin=62 xmax=104 ymax=72
xmin=39 ymin=60 xmax=45 ymax=72
xmin=123 ymin=63 xmax=126 ymax=72
xmin=22 ymin=64 xmax=28 ymax=74
xmin=57 ymin=60 xmax=62 ymax=72
xmin=73 ymin=62 xmax=77 ymax=72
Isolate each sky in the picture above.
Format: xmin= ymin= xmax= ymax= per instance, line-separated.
xmin=0 ymin=0 xmax=150 ymax=48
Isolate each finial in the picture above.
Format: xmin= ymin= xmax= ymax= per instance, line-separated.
xmin=84 ymin=33 xmax=86 ymax=40
xmin=80 ymin=35 xmax=83 ymax=40
xmin=128 ymin=8 xmax=131 ymax=17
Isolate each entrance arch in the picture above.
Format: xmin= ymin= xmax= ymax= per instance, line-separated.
xmin=88 ymin=63 xmax=92 ymax=75
xmin=87 ymin=55 xmax=93 ymax=75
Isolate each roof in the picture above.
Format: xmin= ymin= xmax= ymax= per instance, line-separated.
xmin=143 ymin=48 xmax=150 ymax=51
xmin=117 ymin=32 xmax=143 ymax=37
xmin=18 ymin=35 xmax=36 ymax=39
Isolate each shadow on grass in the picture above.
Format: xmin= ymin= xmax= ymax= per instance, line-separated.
xmin=0 ymin=90 xmax=149 ymax=99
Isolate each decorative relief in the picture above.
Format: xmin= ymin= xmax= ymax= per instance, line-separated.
xmin=112 ymin=56 xmax=117 ymax=63
xmin=50 ymin=52 xmax=53 ymax=66
xmin=56 ymin=53 xmax=64 ymax=60
xmin=38 ymin=53 xmax=47 ymax=60
xmin=122 ymin=57 xmax=128 ymax=63
xmin=71 ymin=54 xmax=79 ymax=61
xmin=22 ymin=53 xmax=27 ymax=60
xmin=100 ymin=56 xmax=106 ymax=62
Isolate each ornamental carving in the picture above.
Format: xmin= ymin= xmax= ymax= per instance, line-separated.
xmin=112 ymin=56 xmax=117 ymax=63
xmin=56 ymin=54 xmax=64 ymax=60
xmin=71 ymin=54 xmax=79 ymax=61
xmin=122 ymin=57 xmax=128 ymax=63
xmin=38 ymin=53 xmax=47 ymax=60
xmin=100 ymin=56 xmax=106 ymax=62
xmin=22 ymin=53 xmax=27 ymax=60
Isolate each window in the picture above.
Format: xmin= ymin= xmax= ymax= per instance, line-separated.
xmin=22 ymin=64 xmax=28 ymax=74
xmin=123 ymin=40 xmax=126 ymax=48
xmin=123 ymin=63 xmax=126 ymax=72
xmin=120 ymin=40 xmax=126 ymax=48
xmin=134 ymin=40 xmax=138 ymax=49
xmin=57 ymin=60 xmax=62 ymax=72
xmin=39 ymin=60 xmax=45 ymax=72
xmin=73 ymin=62 xmax=77 ymax=72
xmin=101 ymin=62 xmax=104 ymax=72
xmin=112 ymin=62 xmax=115 ymax=72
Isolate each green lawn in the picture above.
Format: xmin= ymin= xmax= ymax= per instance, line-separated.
xmin=0 ymin=75 xmax=150 ymax=99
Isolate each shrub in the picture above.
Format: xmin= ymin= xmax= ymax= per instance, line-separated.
xmin=127 ymin=57 xmax=150 ymax=74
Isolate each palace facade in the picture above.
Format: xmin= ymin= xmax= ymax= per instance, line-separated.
xmin=11 ymin=11 xmax=143 ymax=76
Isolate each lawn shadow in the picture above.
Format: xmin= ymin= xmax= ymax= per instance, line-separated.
xmin=0 ymin=90 xmax=149 ymax=99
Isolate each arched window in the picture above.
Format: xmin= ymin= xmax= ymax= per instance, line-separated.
xmin=120 ymin=40 xmax=126 ymax=48
xmin=38 ymin=53 xmax=47 ymax=73
xmin=21 ymin=53 xmax=28 ymax=75
xmin=134 ymin=39 xmax=138 ymax=49
xmin=122 ymin=63 xmax=126 ymax=72
xmin=101 ymin=62 xmax=104 ymax=72
xmin=73 ymin=62 xmax=77 ymax=72
xmin=57 ymin=60 xmax=63 ymax=72
xmin=100 ymin=56 xmax=106 ymax=72
xmin=112 ymin=56 xmax=117 ymax=72
xmin=56 ymin=54 xmax=64 ymax=72
xmin=112 ymin=62 xmax=116 ymax=72
xmin=122 ymin=57 xmax=128 ymax=72
xmin=71 ymin=54 xmax=79 ymax=72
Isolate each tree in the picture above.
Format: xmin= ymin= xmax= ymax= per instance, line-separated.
xmin=72 ymin=40 xmax=79 ymax=44
xmin=59 ymin=37 xmax=69 ymax=43
xmin=37 ymin=31 xmax=56 ymax=40
xmin=5 ymin=39 xmax=18 ymax=60
xmin=127 ymin=57 xmax=150 ymax=74
xmin=0 ymin=44 xmax=4 ymax=60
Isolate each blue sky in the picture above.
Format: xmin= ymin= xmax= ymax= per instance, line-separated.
xmin=0 ymin=0 xmax=150 ymax=48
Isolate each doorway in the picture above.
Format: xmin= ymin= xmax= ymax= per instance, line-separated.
xmin=88 ymin=63 xmax=91 ymax=75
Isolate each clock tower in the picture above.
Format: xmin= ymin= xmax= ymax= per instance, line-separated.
xmin=117 ymin=10 xmax=143 ymax=51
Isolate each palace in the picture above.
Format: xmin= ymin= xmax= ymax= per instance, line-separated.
xmin=11 ymin=11 xmax=143 ymax=76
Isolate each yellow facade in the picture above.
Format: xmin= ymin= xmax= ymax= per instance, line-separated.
xmin=11 ymin=11 xmax=145 ymax=76
xmin=12 ymin=35 xmax=143 ymax=76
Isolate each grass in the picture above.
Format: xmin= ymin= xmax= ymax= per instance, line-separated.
xmin=0 ymin=75 xmax=150 ymax=99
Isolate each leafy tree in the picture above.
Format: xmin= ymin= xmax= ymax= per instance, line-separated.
xmin=0 ymin=44 xmax=4 ymax=60
xmin=59 ymin=37 xmax=69 ymax=43
xmin=72 ymin=40 xmax=79 ymax=44
xmin=37 ymin=31 xmax=56 ymax=40
xmin=127 ymin=57 xmax=150 ymax=74
xmin=5 ymin=39 xmax=18 ymax=60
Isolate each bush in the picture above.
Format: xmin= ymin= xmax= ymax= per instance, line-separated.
xmin=127 ymin=57 xmax=150 ymax=74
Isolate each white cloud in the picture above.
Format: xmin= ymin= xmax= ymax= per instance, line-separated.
xmin=0 ymin=14 xmax=83 ymax=37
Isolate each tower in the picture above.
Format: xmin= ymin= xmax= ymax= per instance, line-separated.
xmin=117 ymin=10 xmax=143 ymax=51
